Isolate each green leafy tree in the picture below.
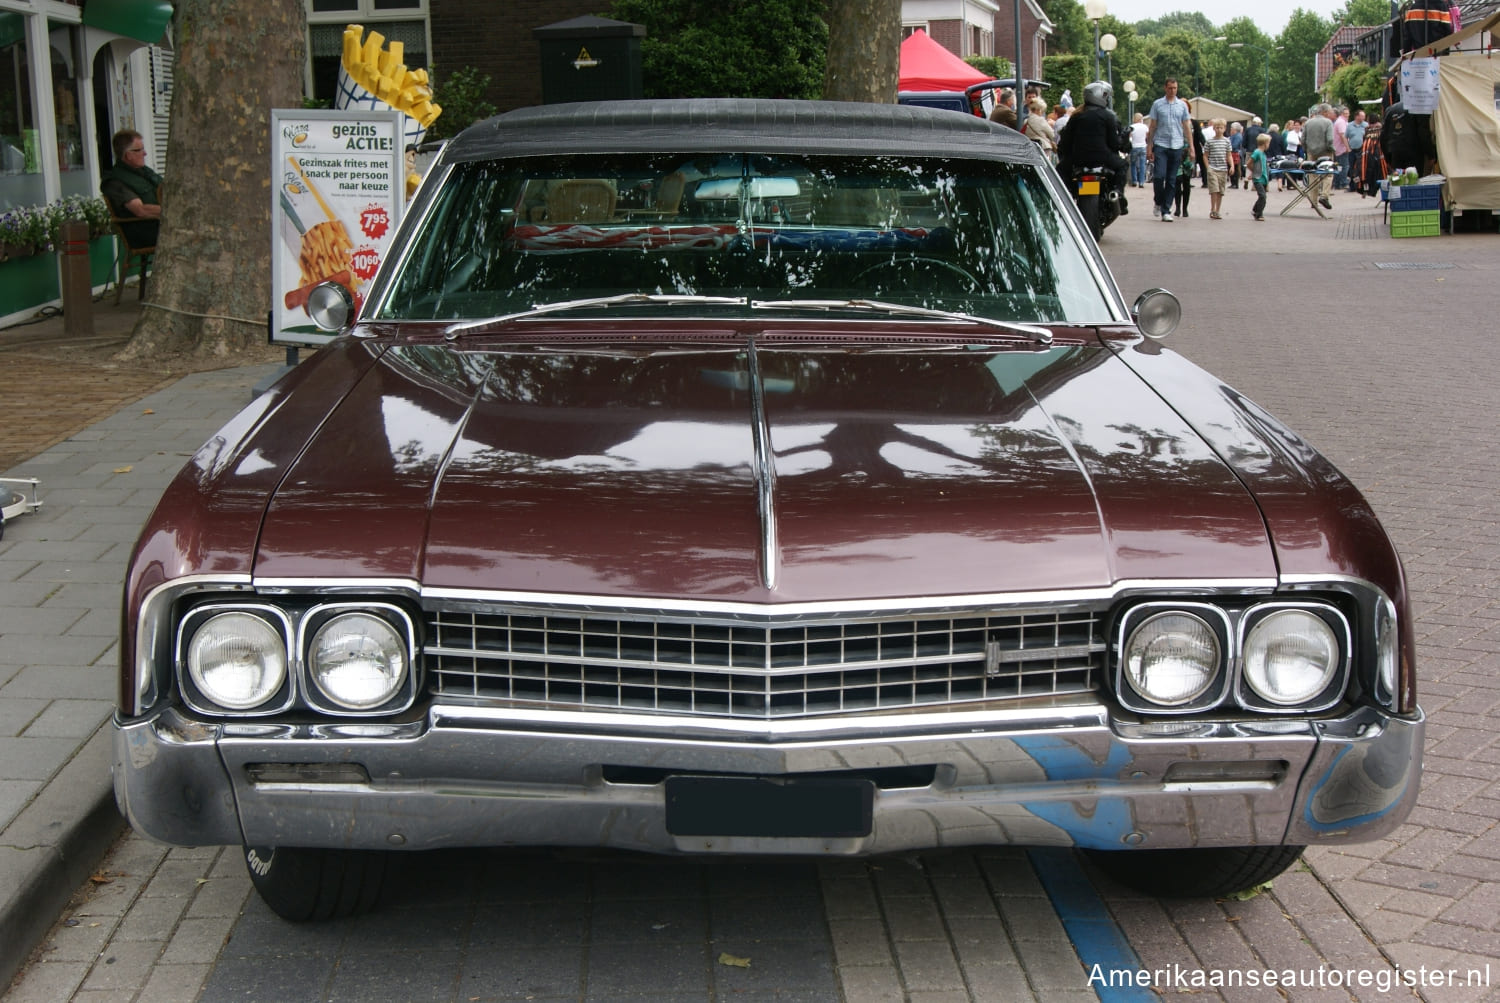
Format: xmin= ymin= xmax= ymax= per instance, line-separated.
xmin=1134 ymin=11 xmax=1218 ymax=38
xmin=1038 ymin=0 xmax=1091 ymax=56
xmin=1273 ymin=9 xmax=1336 ymax=122
xmin=423 ymin=67 xmax=498 ymax=141
xmin=1147 ymin=30 xmax=1201 ymax=96
xmin=1041 ymin=54 xmax=1090 ymax=110
xmin=607 ymin=0 xmax=828 ymax=99
xmin=1325 ymin=59 xmax=1385 ymax=110
xmin=1332 ymin=0 xmax=1393 ymax=27
xmin=1086 ymin=18 xmax=1152 ymax=118
xmin=965 ymin=56 xmax=1014 ymax=80
xmin=1211 ymin=18 xmax=1277 ymax=119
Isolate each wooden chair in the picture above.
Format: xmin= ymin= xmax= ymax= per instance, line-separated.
xmin=543 ymin=179 xmax=617 ymax=223
xmin=108 ymin=216 xmax=155 ymax=304
xmin=622 ymin=171 xmax=687 ymax=220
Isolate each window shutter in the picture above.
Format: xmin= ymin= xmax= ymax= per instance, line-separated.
xmin=150 ymin=46 xmax=174 ymax=173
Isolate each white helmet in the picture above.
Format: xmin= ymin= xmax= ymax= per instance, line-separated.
xmin=1083 ymin=80 xmax=1113 ymax=109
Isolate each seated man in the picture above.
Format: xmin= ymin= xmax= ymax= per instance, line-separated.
xmin=101 ymin=130 xmax=163 ymax=247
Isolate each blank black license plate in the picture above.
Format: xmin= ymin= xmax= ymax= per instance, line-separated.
xmin=664 ymin=776 xmax=875 ymax=838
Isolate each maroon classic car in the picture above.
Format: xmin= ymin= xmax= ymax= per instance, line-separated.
xmin=112 ymin=99 xmax=1422 ymax=920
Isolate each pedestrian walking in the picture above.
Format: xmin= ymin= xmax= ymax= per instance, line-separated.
xmin=1204 ymin=120 xmax=1231 ymax=218
xmin=1145 ymin=77 xmax=1194 ymax=221
xmin=1250 ymin=131 xmax=1271 ymax=220
xmin=1129 ymin=112 xmax=1148 ymax=187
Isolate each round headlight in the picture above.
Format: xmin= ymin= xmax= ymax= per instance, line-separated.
xmin=308 ymin=613 xmax=408 ymax=710
xmin=1242 ymin=609 xmax=1339 ymax=706
xmin=187 ymin=612 xmax=287 ymax=710
xmin=1123 ymin=612 xmax=1220 ymax=706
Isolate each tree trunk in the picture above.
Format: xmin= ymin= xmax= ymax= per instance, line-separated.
xmin=823 ymin=0 xmax=902 ymax=103
xmin=117 ymin=0 xmax=306 ymax=360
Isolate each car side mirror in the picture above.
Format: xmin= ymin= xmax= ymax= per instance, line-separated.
xmin=1132 ymin=288 xmax=1181 ymax=339
xmin=307 ymin=281 xmax=356 ymax=334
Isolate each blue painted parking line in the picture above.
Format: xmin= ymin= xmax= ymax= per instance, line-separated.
xmin=1028 ymin=848 xmax=1155 ymax=1003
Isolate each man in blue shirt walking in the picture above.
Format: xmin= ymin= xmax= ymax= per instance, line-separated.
xmin=1144 ymin=78 xmax=1194 ymax=222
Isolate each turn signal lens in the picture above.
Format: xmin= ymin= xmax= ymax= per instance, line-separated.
xmin=1123 ymin=612 xmax=1220 ymax=706
xmin=186 ymin=612 xmax=287 ymax=710
xmin=1375 ymin=600 xmax=1398 ymax=703
xmin=1242 ymin=609 xmax=1339 ymax=706
xmin=308 ymin=613 xmax=407 ymax=710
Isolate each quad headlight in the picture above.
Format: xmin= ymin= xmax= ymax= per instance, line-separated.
xmin=1121 ymin=610 xmax=1223 ymax=709
xmin=1241 ymin=608 xmax=1341 ymax=707
xmin=307 ymin=612 xmax=409 ymax=710
xmin=176 ymin=600 xmax=415 ymax=717
xmin=185 ymin=611 xmax=288 ymax=711
xmin=1117 ymin=600 xmax=1353 ymax=715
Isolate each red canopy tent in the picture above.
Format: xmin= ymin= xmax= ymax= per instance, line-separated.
xmin=898 ymin=29 xmax=993 ymax=92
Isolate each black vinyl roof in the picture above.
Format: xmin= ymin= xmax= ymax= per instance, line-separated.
xmin=442 ymin=98 xmax=1042 ymax=166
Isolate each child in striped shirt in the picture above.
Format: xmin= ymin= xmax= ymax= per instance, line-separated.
xmin=1205 ymin=119 xmax=1232 ymax=219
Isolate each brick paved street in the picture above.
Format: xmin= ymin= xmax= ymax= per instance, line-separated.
xmin=4 ymin=191 xmax=1499 ymax=1002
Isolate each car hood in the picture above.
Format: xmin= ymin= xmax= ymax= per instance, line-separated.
xmin=249 ymin=337 xmax=1274 ymax=603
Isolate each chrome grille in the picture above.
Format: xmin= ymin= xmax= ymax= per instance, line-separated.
xmin=425 ymin=608 xmax=1104 ymax=719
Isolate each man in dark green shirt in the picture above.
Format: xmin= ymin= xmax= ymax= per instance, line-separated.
xmin=101 ymin=129 xmax=163 ymax=247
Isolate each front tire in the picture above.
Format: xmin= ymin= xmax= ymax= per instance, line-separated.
xmin=1085 ymin=845 xmax=1305 ymax=898
xmin=1077 ymin=194 xmax=1103 ymax=241
xmin=244 ymin=845 xmax=389 ymax=921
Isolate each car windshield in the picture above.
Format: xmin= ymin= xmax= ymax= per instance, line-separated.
xmin=371 ymin=152 xmax=1114 ymax=326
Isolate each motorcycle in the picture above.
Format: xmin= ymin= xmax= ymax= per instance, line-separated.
xmin=1070 ymin=166 xmax=1122 ymax=241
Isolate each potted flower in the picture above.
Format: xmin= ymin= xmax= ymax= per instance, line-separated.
xmin=48 ymin=195 xmax=114 ymax=244
xmin=0 ymin=196 xmax=113 ymax=261
xmin=0 ymin=204 xmax=53 ymax=260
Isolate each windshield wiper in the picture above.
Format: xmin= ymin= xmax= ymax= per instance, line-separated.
xmin=748 ymin=298 xmax=1053 ymax=345
xmin=444 ymin=293 xmax=748 ymax=341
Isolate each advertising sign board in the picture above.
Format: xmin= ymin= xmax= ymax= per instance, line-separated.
xmin=270 ymin=108 xmax=403 ymax=346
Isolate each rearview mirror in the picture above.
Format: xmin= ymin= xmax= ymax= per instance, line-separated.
xmin=694 ymin=177 xmax=801 ymax=200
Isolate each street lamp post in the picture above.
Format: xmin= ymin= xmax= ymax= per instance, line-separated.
xmin=1229 ymin=42 xmax=1282 ymax=127
xmin=1196 ymin=35 xmax=1228 ymax=96
xmin=1085 ymin=0 xmax=1107 ymax=80
xmin=1100 ymin=33 xmax=1117 ymax=91
xmin=1125 ymin=79 xmax=1137 ymax=121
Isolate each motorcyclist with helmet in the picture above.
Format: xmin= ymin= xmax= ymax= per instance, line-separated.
xmin=1055 ymin=80 xmax=1130 ymax=215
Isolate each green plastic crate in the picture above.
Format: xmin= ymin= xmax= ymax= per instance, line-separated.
xmin=1391 ymin=209 xmax=1441 ymax=237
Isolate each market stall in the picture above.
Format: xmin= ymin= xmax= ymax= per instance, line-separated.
xmin=1186 ymin=97 xmax=1255 ymax=125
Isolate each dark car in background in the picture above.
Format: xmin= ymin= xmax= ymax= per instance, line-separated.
xmin=112 ymin=99 xmax=1422 ymax=920
xmin=897 ymin=77 xmax=1050 ymax=117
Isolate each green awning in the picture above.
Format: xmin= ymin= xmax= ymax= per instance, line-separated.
xmin=83 ymin=0 xmax=173 ymax=45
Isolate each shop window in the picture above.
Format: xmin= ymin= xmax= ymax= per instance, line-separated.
xmin=0 ymin=12 xmax=45 ymax=210
xmin=49 ymin=22 xmax=89 ymax=198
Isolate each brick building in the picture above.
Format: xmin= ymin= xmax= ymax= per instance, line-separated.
xmin=903 ymin=0 xmax=1054 ymax=80
xmin=427 ymin=0 xmax=599 ymax=113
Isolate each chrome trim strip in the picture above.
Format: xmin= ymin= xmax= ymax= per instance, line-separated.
xmin=745 ymin=337 xmax=780 ymax=591
xmin=134 ymin=574 xmax=255 ymax=711
xmin=429 ymin=700 xmax=1108 ymax=740
xmin=1277 ymin=573 xmax=1393 ymax=601
xmin=252 ymin=577 xmax=422 ymax=596
xmin=414 ymin=578 xmax=1276 ymax=620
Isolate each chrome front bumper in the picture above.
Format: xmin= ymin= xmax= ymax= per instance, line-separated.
xmin=112 ymin=701 xmax=1423 ymax=855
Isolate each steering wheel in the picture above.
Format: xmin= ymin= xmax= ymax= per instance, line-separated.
xmin=853 ymin=255 xmax=984 ymax=296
